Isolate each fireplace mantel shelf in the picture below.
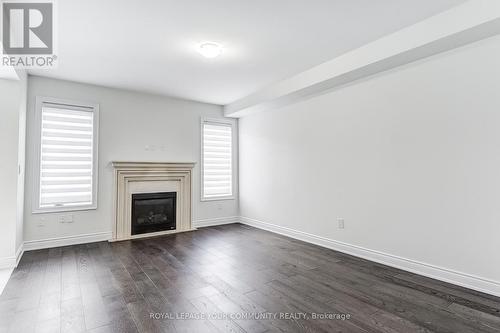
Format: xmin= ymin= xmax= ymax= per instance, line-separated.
xmin=111 ymin=161 xmax=196 ymax=242
xmin=111 ymin=161 xmax=196 ymax=169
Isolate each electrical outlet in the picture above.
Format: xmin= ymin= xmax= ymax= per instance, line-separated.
xmin=38 ymin=217 xmax=46 ymax=227
xmin=59 ymin=215 xmax=74 ymax=223
xmin=337 ymin=218 xmax=345 ymax=229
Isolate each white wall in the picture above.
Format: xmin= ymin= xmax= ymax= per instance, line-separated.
xmin=24 ymin=76 xmax=238 ymax=243
xmin=16 ymin=72 xmax=27 ymax=252
xmin=239 ymin=35 xmax=500 ymax=293
xmin=0 ymin=73 xmax=27 ymax=267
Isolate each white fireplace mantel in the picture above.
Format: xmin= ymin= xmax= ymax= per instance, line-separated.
xmin=111 ymin=161 xmax=196 ymax=242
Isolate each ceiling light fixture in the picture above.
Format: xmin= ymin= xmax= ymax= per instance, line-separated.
xmin=197 ymin=42 xmax=223 ymax=59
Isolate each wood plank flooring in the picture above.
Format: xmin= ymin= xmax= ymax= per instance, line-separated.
xmin=1 ymin=223 xmax=499 ymax=332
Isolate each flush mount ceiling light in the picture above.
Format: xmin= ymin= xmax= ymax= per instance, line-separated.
xmin=197 ymin=42 xmax=223 ymax=59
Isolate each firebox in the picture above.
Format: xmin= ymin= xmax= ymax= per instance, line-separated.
xmin=131 ymin=192 xmax=176 ymax=235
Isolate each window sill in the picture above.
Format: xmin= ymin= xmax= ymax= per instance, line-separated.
xmin=32 ymin=204 xmax=97 ymax=214
xmin=200 ymin=196 xmax=236 ymax=202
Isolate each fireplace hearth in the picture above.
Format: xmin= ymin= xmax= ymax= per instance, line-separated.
xmin=131 ymin=192 xmax=176 ymax=235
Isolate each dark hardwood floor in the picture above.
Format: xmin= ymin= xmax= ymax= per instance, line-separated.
xmin=0 ymin=223 xmax=499 ymax=333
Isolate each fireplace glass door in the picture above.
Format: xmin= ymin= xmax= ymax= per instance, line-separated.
xmin=131 ymin=192 xmax=176 ymax=235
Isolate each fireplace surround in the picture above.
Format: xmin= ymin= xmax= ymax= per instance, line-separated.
xmin=111 ymin=162 xmax=196 ymax=241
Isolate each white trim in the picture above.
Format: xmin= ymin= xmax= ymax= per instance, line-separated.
xmin=32 ymin=96 xmax=100 ymax=214
xmin=20 ymin=216 xmax=238 ymax=251
xmin=200 ymin=117 xmax=237 ymax=201
xmin=19 ymin=216 xmax=236 ymax=252
xmin=0 ymin=268 xmax=14 ymax=295
xmin=0 ymin=256 xmax=17 ymax=270
xmin=13 ymin=215 xmax=500 ymax=297
xmin=0 ymin=244 xmax=24 ymax=269
xmin=23 ymin=231 xmax=112 ymax=251
xmin=201 ymin=195 xmax=236 ymax=202
xmin=239 ymin=216 xmax=500 ymax=298
xmin=193 ymin=216 xmax=240 ymax=228
xmin=15 ymin=244 xmax=24 ymax=267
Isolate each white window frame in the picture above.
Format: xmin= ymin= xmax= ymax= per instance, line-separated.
xmin=32 ymin=96 xmax=99 ymax=214
xmin=201 ymin=117 xmax=236 ymax=201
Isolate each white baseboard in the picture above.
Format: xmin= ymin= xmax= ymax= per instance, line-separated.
xmin=0 ymin=244 xmax=25 ymax=269
xmin=13 ymin=216 xmax=500 ymax=298
xmin=0 ymin=255 xmax=17 ymax=270
xmin=15 ymin=244 xmax=24 ymax=267
xmin=23 ymin=231 xmax=112 ymax=251
xmin=239 ymin=216 xmax=500 ymax=298
xmin=0 ymin=267 xmax=14 ymax=295
xmin=22 ymin=216 xmax=240 ymax=253
xmin=193 ymin=216 xmax=240 ymax=228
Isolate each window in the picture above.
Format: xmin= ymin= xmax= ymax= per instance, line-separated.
xmin=201 ymin=119 xmax=235 ymax=200
xmin=33 ymin=97 xmax=99 ymax=213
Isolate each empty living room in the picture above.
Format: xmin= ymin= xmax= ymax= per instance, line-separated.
xmin=1 ymin=0 xmax=500 ymax=332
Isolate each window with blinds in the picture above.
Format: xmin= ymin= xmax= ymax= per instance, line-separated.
xmin=202 ymin=120 xmax=234 ymax=200
xmin=34 ymin=98 xmax=99 ymax=212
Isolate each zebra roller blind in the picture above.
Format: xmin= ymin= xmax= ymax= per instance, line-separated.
xmin=202 ymin=121 xmax=233 ymax=199
xmin=36 ymin=99 xmax=98 ymax=211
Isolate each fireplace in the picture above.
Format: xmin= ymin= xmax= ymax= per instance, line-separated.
xmin=111 ymin=162 xmax=194 ymax=241
xmin=131 ymin=192 xmax=176 ymax=235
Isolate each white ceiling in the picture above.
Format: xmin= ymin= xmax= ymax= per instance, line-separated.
xmin=30 ymin=0 xmax=466 ymax=105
